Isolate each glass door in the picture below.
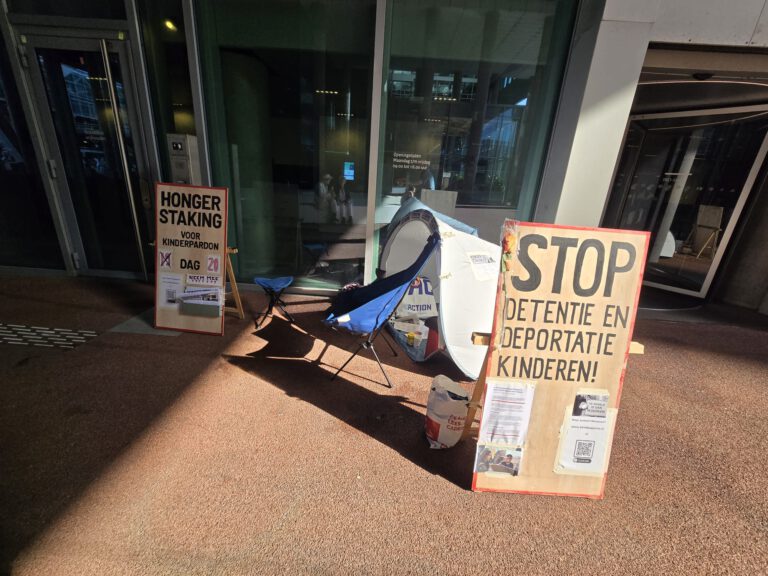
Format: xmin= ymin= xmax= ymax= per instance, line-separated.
xmin=606 ymin=107 xmax=768 ymax=297
xmin=25 ymin=34 xmax=151 ymax=277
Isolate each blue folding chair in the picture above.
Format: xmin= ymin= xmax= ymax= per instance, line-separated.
xmin=324 ymin=233 xmax=440 ymax=387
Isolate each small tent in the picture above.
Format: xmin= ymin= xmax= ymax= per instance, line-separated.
xmin=379 ymin=203 xmax=501 ymax=379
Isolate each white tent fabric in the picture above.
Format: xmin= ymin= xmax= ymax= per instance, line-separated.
xmin=380 ymin=209 xmax=501 ymax=379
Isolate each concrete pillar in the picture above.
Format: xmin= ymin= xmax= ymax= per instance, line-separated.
xmin=536 ymin=0 xmax=662 ymax=226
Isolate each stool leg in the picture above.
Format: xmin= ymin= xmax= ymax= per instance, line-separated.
xmin=275 ymin=292 xmax=294 ymax=323
xmin=255 ymin=289 xmax=277 ymax=328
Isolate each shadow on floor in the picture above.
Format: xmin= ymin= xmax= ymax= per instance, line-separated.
xmin=0 ymin=282 xmax=264 ymax=575
xmin=225 ymin=310 xmax=477 ymax=490
xmin=0 ymin=277 xmax=155 ymax=331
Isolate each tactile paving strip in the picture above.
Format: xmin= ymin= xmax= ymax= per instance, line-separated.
xmin=0 ymin=323 xmax=97 ymax=350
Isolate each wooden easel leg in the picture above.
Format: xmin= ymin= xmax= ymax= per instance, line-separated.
xmin=224 ymin=248 xmax=245 ymax=319
xmin=462 ymin=351 xmax=489 ymax=440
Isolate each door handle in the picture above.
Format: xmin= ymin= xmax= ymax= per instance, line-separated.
xmin=46 ymin=158 xmax=57 ymax=179
xmin=140 ymin=178 xmax=152 ymax=210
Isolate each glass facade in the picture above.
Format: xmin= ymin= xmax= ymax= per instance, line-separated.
xmin=197 ymin=0 xmax=376 ymax=289
xmin=195 ymin=0 xmax=575 ymax=288
xmin=0 ymin=0 xmax=579 ymax=283
xmin=370 ymin=0 xmax=577 ymax=272
xmin=137 ymin=0 xmax=196 ymax=181
xmin=379 ymin=0 xmax=575 ymax=206
xmin=0 ymin=41 xmax=63 ymax=268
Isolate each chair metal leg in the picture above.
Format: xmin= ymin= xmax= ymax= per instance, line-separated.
xmin=331 ymin=339 xmax=393 ymax=388
xmin=367 ymin=342 xmax=394 ymax=388
xmin=331 ymin=342 xmax=364 ymax=380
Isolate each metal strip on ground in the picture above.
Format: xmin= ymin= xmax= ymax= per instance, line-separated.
xmin=0 ymin=324 xmax=97 ymax=350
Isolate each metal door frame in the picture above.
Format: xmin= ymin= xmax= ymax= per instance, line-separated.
xmin=610 ymin=104 xmax=768 ymax=298
xmin=22 ymin=32 xmax=150 ymax=279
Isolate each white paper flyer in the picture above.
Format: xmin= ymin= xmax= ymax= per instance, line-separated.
xmin=555 ymin=390 xmax=616 ymax=477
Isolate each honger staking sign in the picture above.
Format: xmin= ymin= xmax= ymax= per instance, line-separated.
xmin=154 ymin=183 xmax=228 ymax=335
xmin=472 ymin=221 xmax=649 ymax=498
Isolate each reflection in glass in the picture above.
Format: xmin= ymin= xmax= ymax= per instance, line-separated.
xmin=609 ymin=112 xmax=768 ymax=293
xmin=36 ymin=48 xmax=144 ymax=271
xmin=138 ymin=0 xmax=196 ymax=180
xmin=197 ymin=0 xmax=375 ymax=289
xmin=0 ymin=43 xmax=63 ymax=268
xmin=377 ymin=0 xmax=577 ymax=228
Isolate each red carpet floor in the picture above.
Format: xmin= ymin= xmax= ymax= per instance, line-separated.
xmin=0 ymin=276 xmax=766 ymax=575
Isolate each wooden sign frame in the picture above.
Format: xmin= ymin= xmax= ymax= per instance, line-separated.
xmin=154 ymin=182 xmax=228 ymax=335
xmin=471 ymin=221 xmax=649 ymax=498
xmin=224 ymin=247 xmax=244 ymax=320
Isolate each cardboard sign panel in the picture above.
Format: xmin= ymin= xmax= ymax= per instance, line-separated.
xmin=154 ymin=183 xmax=228 ymax=335
xmin=472 ymin=221 xmax=649 ymax=498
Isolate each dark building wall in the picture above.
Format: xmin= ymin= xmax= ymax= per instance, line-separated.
xmin=715 ymin=175 xmax=768 ymax=312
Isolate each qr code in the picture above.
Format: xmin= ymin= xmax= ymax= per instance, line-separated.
xmin=574 ymin=439 xmax=595 ymax=462
xmin=165 ymin=289 xmax=176 ymax=304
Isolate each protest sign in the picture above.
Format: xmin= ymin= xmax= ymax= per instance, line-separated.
xmin=472 ymin=220 xmax=649 ymax=497
xmin=154 ymin=183 xmax=228 ymax=335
